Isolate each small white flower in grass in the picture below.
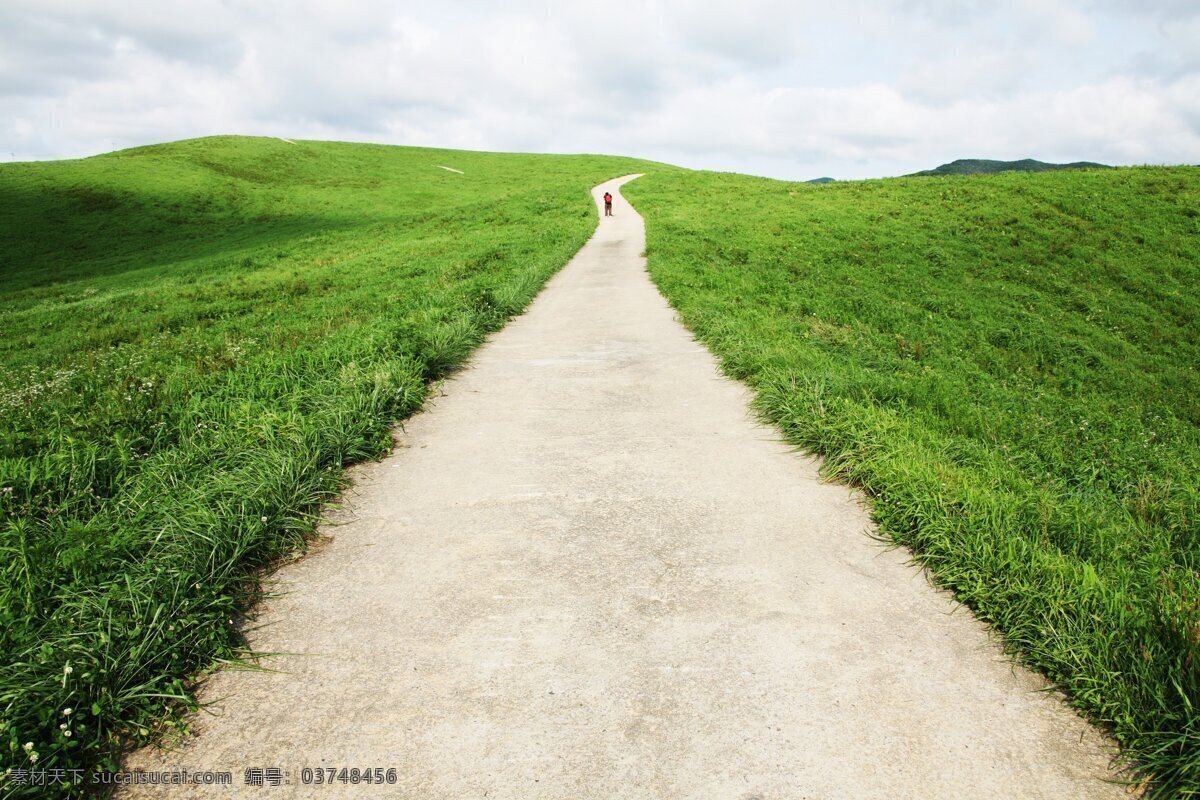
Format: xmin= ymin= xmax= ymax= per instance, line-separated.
xmin=60 ymin=723 xmax=67 ymax=730
xmin=22 ymin=742 xmax=32 ymax=752
xmin=63 ymin=664 xmax=73 ymax=675
xmin=29 ymin=752 xmax=38 ymax=763
xmin=261 ymin=516 xmax=268 ymax=523
xmin=63 ymin=730 xmax=71 ymax=738
xmin=62 ymin=707 xmax=72 ymax=716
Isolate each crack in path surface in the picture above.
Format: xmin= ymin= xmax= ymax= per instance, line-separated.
xmin=124 ymin=176 xmax=1123 ymax=798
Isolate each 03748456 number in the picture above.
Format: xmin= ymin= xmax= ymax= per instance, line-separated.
xmin=300 ymin=767 xmax=398 ymax=785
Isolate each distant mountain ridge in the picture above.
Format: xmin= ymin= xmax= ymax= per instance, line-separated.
xmin=910 ymin=158 xmax=1110 ymax=177
xmin=805 ymin=176 xmax=836 ymax=184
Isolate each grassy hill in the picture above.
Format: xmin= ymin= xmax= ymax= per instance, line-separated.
xmin=624 ymin=166 xmax=1199 ymax=795
xmin=4 ymin=134 xmax=1197 ymax=795
xmin=911 ymin=158 xmax=1110 ymax=176
xmin=0 ymin=136 xmax=654 ymax=795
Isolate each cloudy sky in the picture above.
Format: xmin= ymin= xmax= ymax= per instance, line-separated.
xmin=2 ymin=0 xmax=1198 ymax=179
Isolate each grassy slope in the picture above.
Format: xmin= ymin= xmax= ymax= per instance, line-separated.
xmin=625 ymin=167 xmax=1200 ymax=795
xmin=0 ymin=136 xmax=651 ymax=794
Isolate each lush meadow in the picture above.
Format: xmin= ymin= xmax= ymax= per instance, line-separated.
xmin=0 ymin=136 xmax=650 ymax=794
xmin=625 ymin=167 xmax=1200 ymax=795
xmin=4 ymin=134 xmax=1197 ymax=796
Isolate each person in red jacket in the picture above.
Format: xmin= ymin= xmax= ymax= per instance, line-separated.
xmin=603 ymin=191 xmax=613 ymax=216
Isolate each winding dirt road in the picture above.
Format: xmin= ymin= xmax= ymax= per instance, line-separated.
xmin=124 ymin=176 xmax=1123 ymax=798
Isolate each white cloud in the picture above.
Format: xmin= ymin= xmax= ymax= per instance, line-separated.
xmin=1 ymin=0 xmax=1197 ymax=178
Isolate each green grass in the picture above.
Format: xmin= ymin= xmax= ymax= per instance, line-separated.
xmin=624 ymin=166 xmax=1200 ymax=796
xmin=5 ymin=135 xmax=1197 ymax=797
xmin=0 ymin=135 xmax=652 ymax=796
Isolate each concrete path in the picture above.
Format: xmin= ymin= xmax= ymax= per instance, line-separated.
xmin=124 ymin=176 xmax=1124 ymax=799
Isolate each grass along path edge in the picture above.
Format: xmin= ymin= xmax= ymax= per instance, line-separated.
xmin=0 ymin=137 xmax=659 ymax=797
xmin=625 ymin=165 xmax=1200 ymax=797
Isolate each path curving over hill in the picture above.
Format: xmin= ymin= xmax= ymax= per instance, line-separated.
xmin=123 ymin=176 xmax=1124 ymax=798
